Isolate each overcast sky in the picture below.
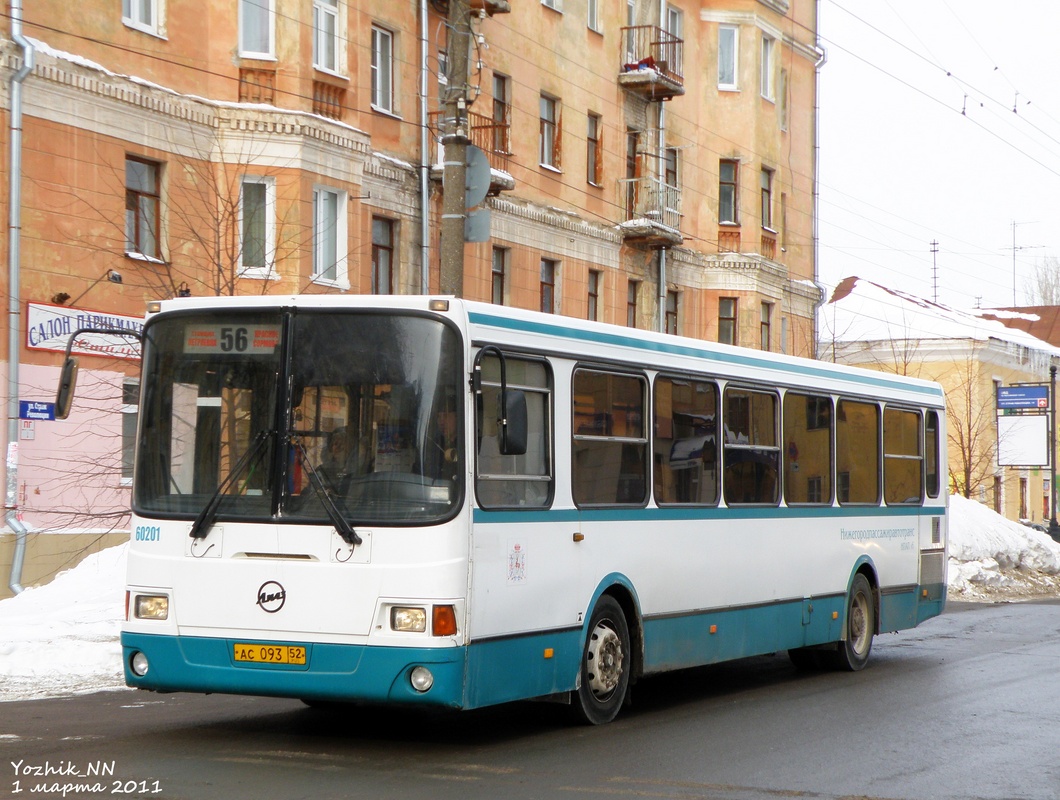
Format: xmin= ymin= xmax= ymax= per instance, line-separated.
xmin=816 ymin=0 xmax=1060 ymax=314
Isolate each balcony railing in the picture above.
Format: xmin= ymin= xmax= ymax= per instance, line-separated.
xmin=619 ymin=175 xmax=682 ymax=246
xmin=239 ymin=68 xmax=275 ymax=104
xmin=619 ymin=26 xmax=684 ymax=100
xmin=718 ymin=228 xmax=741 ymax=253
xmin=313 ymin=81 xmax=346 ymax=120
xmin=428 ymin=110 xmax=511 ymax=175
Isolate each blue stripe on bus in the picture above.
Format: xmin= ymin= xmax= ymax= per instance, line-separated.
xmin=467 ymin=311 xmax=946 ymax=400
xmin=473 ymin=504 xmax=945 ymax=525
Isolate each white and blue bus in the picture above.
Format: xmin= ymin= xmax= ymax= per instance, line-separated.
xmin=107 ymin=295 xmax=946 ymax=724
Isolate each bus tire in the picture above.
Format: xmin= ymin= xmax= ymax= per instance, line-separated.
xmin=830 ymin=573 xmax=875 ymax=672
xmin=571 ymin=595 xmax=630 ymax=725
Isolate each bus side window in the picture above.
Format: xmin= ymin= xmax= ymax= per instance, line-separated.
xmin=475 ymin=355 xmax=553 ymax=509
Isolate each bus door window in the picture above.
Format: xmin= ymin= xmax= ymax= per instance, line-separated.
xmin=722 ymin=387 xmax=779 ymax=505
xmin=925 ymin=410 xmax=941 ymax=499
xmin=782 ymin=393 xmax=833 ymax=505
xmin=572 ymin=369 xmax=647 ymax=506
xmin=476 ymin=355 xmax=553 ymax=509
xmin=884 ymin=407 xmax=923 ymax=505
xmin=654 ymin=376 xmax=718 ymax=505
xmin=836 ymin=399 xmax=880 ymax=504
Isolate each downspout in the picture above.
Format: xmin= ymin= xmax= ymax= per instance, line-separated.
xmin=811 ymin=0 xmax=826 ymax=359
xmin=419 ymin=0 xmax=430 ymax=293
xmin=657 ymin=0 xmax=667 ymax=333
xmin=7 ymin=0 xmax=33 ymax=594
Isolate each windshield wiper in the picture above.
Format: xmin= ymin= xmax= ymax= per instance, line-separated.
xmin=292 ymin=439 xmax=362 ymax=547
xmin=189 ymin=430 xmax=272 ymax=540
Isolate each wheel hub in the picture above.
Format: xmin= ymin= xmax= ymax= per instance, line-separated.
xmin=586 ymin=621 xmax=624 ymax=698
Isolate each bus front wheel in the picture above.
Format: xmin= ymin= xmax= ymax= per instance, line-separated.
xmin=571 ymin=596 xmax=630 ymax=725
xmin=831 ymin=573 xmax=875 ymax=671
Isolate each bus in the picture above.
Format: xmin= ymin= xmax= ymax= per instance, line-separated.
xmin=96 ymin=294 xmax=946 ymax=724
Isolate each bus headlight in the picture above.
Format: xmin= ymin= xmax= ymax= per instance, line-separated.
xmin=391 ymin=606 xmax=427 ymax=632
xmin=410 ymin=666 xmax=434 ymax=692
xmin=134 ymin=594 xmax=169 ymax=620
xmin=130 ymin=651 xmax=149 ymax=676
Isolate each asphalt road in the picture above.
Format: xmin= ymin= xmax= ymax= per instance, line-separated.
xmin=3 ymin=600 xmax=1059 ymax=800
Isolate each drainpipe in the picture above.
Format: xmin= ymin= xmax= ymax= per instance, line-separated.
xmin=657 ymin=0 xmax=667 ymax=333
xmin=419 ymin=0 xmax=430 ymax=293
xmin=811 ymin=0 xmax=826 ymax=359
xmin=7 ymin=0 xmax=33 ymax=594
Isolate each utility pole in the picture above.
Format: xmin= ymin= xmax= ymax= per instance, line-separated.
xmin=438 ymin=0 xmax=472 ymax=298
xmin=930 ymin=240 xmax=939 ymax=303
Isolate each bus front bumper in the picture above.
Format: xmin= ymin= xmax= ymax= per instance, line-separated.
xmin=121 ymin=632 xmax=467 ymax=708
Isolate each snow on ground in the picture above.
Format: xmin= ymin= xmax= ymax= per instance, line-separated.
xmin=1 ymin=496 xmax=1058 ymax=703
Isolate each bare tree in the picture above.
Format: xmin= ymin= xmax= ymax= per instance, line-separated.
xmin=1023 ymin=256 xmax=1060 ymax=306
xmin=943 ymin=351 xmax=998 ymax=499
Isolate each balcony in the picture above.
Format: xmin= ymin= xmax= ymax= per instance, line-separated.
xmin=618 ymin=175 xmax=682 ymax=247
xmin=427 ymin=110 xmax=514 ymax=194
xmin=619 ymin=26 xmax=684 ymax=101
xmin=718 ymin=228 xmax=741 ymax=253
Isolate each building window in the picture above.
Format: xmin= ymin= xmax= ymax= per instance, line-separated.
xmin=372 ymin=217 xmax=394 ymax=294
xmin=718 ymin=297 xmax=737 ymax=345
xmin=587 ymin=113 xmax=602 ymax=186
xmin=760 ymin=302 xmax=772 ymax=351
xmin=665 ymin=290 xmax=678 ymax=335
xmin=540 ymin=258 xmax=557 ymax=313
xmin=542 ymin=0 xmax=562 ymax=10
xmin=491 ymin=246 xmax=507 ymax=305
xmin=239 ymin=0 xmax=274 ymax=57
xmin=313 ymin=0 xmax=340 ymax=73
xmin=492 ymin=74 xmax=511 ymax=153
xmin=665 ymin=147 xmax=678 ymax=188
xmin=760 ymin=34 xmax=774 ymax=100
xmin=122 ymin=0 xmax=158 ymax=35
xmin=371 ymin=26 xmax=394 ymax=113
xmin=121 ymin=379 xmax=140 ymax=484
xmin=719 ymin=159 xmax=738 ymax=224
xmin=540 ymin=95 xmax=560 ymax=169
xmin=718 ymin=25 xmax=738 ymax=89
xmin=125 ymin=157 xmax=160 ymax=260
xmin=312 ymin=187 xmax=347 ymax=286
xmin=588 ymin=270 xmax=601 ymax=321
xmin=587 ymin=0 xmax=600 ymax=32
xmin=761 ymin=167 xmax=774 ymax=229
xmin=240 ymin=175 xmax=275 ymax=278
xmin=627 ymin=280 xmax=639 ymax=328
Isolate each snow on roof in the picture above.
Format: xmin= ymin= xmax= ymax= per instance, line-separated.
xmin=823 ymin=277 xmax=1060 ymax=358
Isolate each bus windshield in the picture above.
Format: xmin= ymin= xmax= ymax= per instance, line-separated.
xmin=134 ymin=310 xmax=464 ymax=526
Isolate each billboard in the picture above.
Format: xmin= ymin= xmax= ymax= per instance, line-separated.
xmin=997 ymin=414 xmax=1050 ymax=467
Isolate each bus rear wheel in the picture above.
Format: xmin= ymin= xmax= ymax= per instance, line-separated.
xmin=830 ymin=573 xmax=875 ymax=672
xmin=571 ymin=596 xmax=630 ymax=725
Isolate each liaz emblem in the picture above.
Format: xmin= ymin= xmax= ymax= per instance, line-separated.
xmin=256 ymin=581 xmax=286 ymax=613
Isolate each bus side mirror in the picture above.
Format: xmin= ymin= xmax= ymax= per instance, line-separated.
xmin=499 ymin=390 xmax=527 ymax=456
xmin=55 ymin=356 xmax=80 ymax=420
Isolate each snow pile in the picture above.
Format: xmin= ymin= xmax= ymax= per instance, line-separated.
xmin=946 ymin=493 xmax=1060 ymax=598
xmin=0 ymin=543 xmax=127 ymax=701
xmin=0 ymin=496 xmax=1058 ymax=703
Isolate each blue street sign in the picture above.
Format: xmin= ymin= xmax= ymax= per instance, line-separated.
xmin=19 ymin=401 xmax=55 ymax=421
xmin=997 ymin=385 xmax=1050 ymax=410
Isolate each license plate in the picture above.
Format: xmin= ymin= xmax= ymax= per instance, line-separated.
xmin=233 ymin=643 xmax=307 ymax=665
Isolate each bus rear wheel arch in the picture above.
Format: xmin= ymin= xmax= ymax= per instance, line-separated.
xmin=571 ymin=595 xmax=632 ymax=725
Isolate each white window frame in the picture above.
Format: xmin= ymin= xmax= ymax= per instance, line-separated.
xmin=239 ymin=0 xmax=275 ymax=59
xmin=587 ymin=0 xmax=600 ymax=32
xmin=313 ymin=0 xmax=342 ymax=75
xmin=312 ymin=186 xmax=348 ymax=288
xmin=122 ymin=0 xmax=162 ymax=36
xmin=371 ymin=25 xmax=395 ymax=114
xmin=718 ymin=25 xmax=739 ymax=90
xmin=239 ymin=175 xmax=276 ymax=280
xmin=542 ymin=0 xmax=562 ymax=11
xmin=540 ymin=94 xmax=560 ymax=170
xmin=760 ymin=33 xmax=775 ymax=101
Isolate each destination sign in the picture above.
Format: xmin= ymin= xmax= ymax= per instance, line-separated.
xmin=183 ymin=324 xmax=281 ymax=354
